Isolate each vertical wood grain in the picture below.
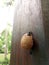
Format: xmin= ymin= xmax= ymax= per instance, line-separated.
xmin=10 ymin=0 xmax=47 ymax=65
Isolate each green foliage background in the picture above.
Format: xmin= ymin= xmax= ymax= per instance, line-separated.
xmin=0 ymin=24 xmax=12 ymax=53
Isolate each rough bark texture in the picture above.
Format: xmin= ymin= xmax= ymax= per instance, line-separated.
xmin=10 ymin=0 xmax=49 ymax=65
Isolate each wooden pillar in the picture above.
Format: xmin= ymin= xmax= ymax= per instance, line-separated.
xmin=10 ymin=0 xmax=49 ymax=65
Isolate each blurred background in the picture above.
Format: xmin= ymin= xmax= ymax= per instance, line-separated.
xmin=0 ymin=0 xmax=16 ymax=65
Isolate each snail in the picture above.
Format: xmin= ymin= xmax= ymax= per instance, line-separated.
xmin=21 ymin=32 xmax=33 ymax=50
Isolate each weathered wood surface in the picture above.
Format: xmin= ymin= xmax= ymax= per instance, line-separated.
xmin=41 ymin=0 xmax=49 ymax=65
xmin=10 ymin=0 xmax=49 ymax=65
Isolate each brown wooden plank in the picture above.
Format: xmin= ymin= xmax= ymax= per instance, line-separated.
xmin=10 ymin=0 xmax=48 ymax=65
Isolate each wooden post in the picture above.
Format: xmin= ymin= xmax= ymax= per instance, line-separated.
xmin=10 ymin=0 xmax=49 ymax=65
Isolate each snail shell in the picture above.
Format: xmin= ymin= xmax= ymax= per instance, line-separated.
xmin=21 ymin=33 xmax=33 ymax=49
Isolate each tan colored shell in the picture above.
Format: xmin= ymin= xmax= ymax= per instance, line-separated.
xmin=21 ymin=33 xmax=33 ymax=49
